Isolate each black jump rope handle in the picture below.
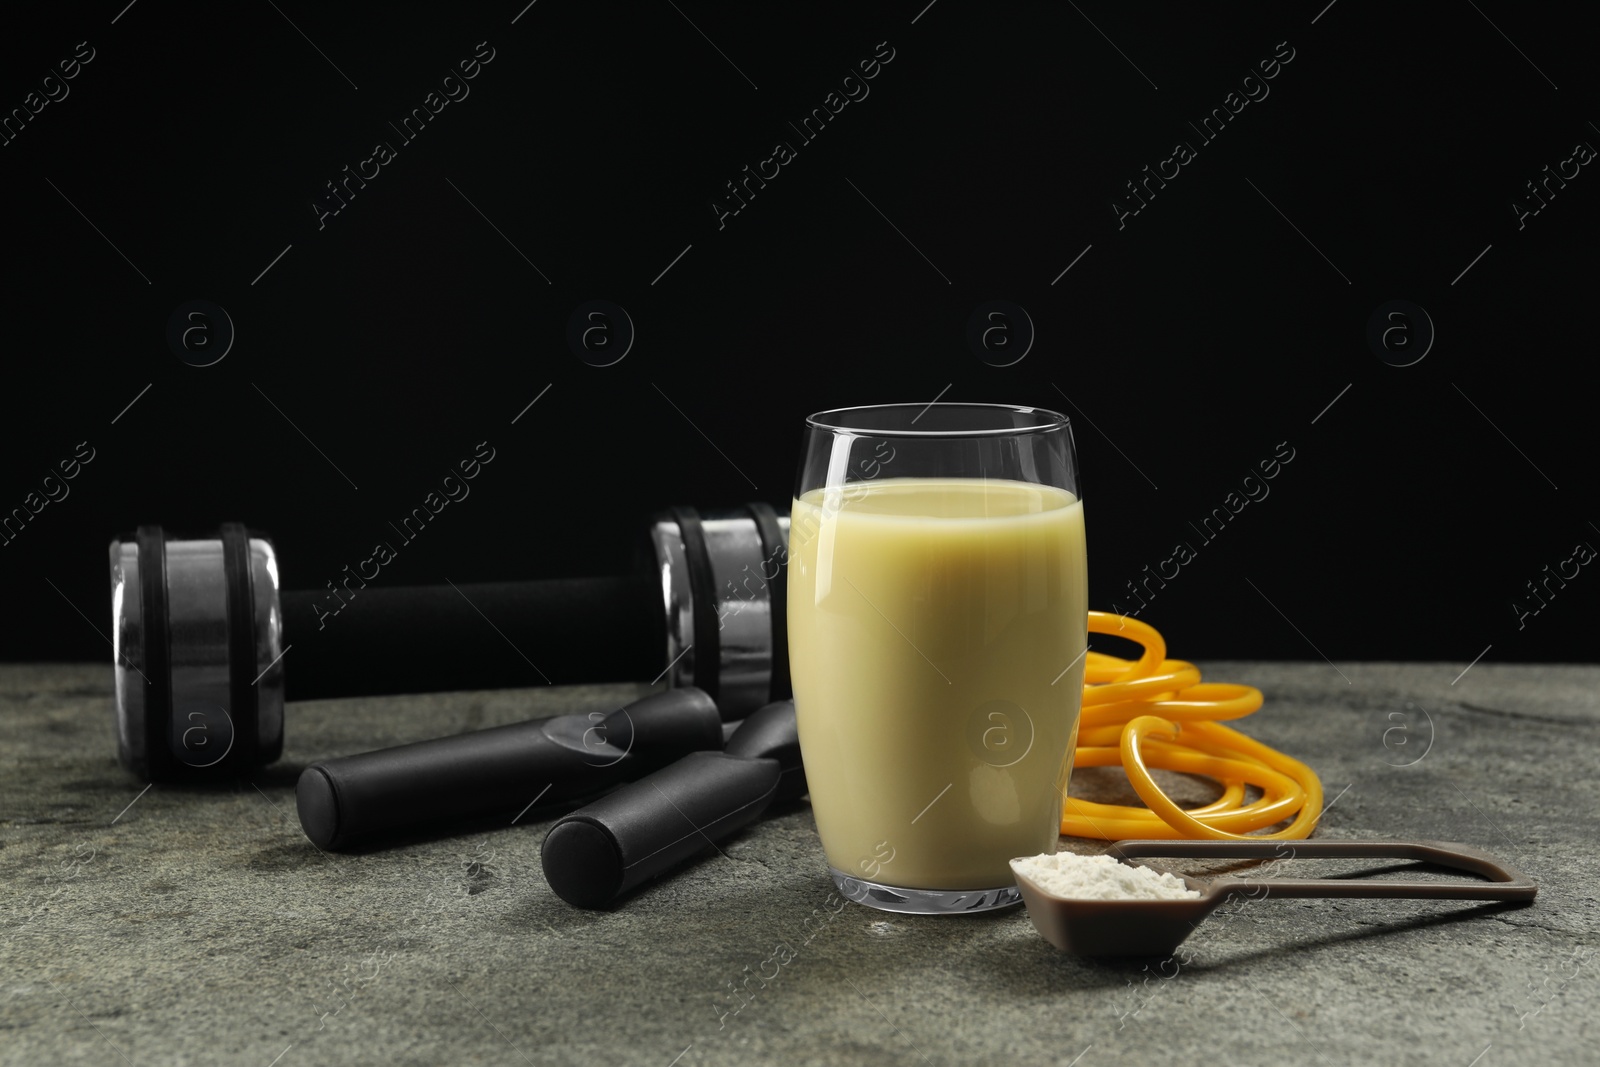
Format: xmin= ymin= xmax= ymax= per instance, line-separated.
xmin=293 ymin=693 xmax=805 ymax=907
xmin=296 ymin=688 xmax=723 ymax=850
xmin=541 ymin=700 xmax=804 ymax=909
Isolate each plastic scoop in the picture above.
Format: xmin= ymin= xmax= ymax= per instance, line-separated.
xmin=1011 ymin=839 xmax=1537 ymax=956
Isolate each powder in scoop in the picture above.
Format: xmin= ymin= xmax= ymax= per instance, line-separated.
xmin=1012 ymin=852 xmax=1201 ymax=901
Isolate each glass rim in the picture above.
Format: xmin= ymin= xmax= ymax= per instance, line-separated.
xmin=805 ymin=402 xmax=1071 ymax=438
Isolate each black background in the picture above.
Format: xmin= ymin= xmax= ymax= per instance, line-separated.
xmin=1 ymin=1 xmax=1594 ymax=669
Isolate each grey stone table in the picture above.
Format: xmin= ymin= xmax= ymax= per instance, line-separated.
xmin=3 ymin=662 xmax=1597 ymax=1066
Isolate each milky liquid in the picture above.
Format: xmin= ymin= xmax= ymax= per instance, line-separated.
xmin=788 ymin=478 xmax=1088 ymax=890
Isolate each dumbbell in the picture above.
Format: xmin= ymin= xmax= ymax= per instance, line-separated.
xmin=108 ymin=505 xmax=791 ymax=781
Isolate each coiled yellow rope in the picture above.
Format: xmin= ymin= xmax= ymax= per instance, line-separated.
xmin=1062 ymin=611 xmax=1323 ymax=840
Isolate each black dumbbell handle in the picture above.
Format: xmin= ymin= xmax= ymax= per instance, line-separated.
xmin=280 ymin=574 xmax=662 ymax=701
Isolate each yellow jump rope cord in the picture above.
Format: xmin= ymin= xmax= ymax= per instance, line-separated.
xmin=1061 ymin=611 xmax=1324 ymax=841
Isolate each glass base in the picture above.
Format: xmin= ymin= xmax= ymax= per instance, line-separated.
xmin=830 ymin=867 xmax=1023 ymax=915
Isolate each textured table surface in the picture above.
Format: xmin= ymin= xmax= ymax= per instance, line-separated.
xmin=2 ymin=661 xmax=1597 ymax=1066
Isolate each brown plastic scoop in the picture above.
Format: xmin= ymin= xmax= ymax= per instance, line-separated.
xmin=1011 ymin=839 xmax=1537 ymax=956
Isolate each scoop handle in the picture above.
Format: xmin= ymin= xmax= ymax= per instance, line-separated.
xmin=1108 ymin=839 xmax=1537 ymax=902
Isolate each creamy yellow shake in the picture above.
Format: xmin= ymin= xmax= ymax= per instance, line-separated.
xmin=788 ymin=477 xmax=1088 ymax=890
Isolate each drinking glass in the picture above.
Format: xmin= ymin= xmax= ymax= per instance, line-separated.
xmin=788 ymin=403 xmax=1087 ymax=914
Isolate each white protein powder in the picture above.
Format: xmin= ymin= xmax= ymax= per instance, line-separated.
xmin=1012 ymin=852 xmax=1201 ymax=901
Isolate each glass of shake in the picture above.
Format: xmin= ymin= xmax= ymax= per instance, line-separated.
xmin=788 ymin=403 xmax=1087 ymax=914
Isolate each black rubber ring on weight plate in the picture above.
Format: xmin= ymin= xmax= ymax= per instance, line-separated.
xmin=744 ymin=502 xmax=790 ymax=701
xmin=670 ymin=506 xmax=721 ymax=709
xmin=221 ymin=523 xmax=259 ymax=773
xmin=136 ymin=524 xmax=175 ymax=781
